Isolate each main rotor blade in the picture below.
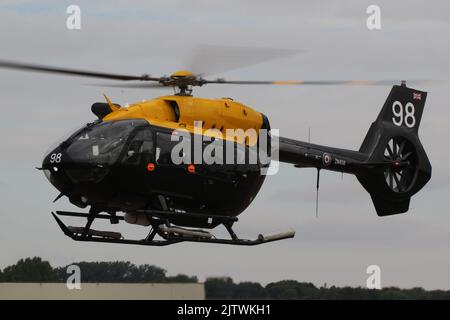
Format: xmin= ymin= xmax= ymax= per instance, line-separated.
xmin=0 ymin=60 xmax=161 ymax=81
xmin=90 ymin=82 xmax=169 ymax=89
xmin=204 ymin=79 xmax=427 ymax=86
xmin=187 ymin=45 xmax=298 ymax=76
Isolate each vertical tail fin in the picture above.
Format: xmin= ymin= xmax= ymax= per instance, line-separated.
xmin=357 ymin=84 xmax=432 ymax=216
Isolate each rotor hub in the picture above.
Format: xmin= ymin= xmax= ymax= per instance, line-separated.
xmin=170 ymin=70 xmax=195 ymax=78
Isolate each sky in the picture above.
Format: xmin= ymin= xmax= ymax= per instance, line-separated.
xmin=0 ymin=0 xmax=449 ymax=289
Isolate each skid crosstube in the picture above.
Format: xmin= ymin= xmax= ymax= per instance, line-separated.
xmin=51 ymin=210 xmax=295 ymax=246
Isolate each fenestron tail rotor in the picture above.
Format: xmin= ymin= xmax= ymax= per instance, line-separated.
xmin=383 ymin=137 xmax=417 ymax=193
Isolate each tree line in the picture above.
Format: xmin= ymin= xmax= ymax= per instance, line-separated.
xmin=1 ymin=257 xmax=449 ymax=299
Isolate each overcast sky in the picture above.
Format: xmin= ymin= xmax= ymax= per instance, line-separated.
xmin=0 ymin=0 xmax=449 ymax=290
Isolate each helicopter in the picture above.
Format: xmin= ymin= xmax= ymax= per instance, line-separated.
xmin=0 ymin=59 xmax=432 ymax=246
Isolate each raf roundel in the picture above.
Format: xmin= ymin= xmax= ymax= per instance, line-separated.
xmin=323 ymin=153 xmax=333 ymax=166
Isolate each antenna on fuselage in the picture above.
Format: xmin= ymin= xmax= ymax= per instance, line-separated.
xmin=316 ymin=168 xmax=320 ymax=218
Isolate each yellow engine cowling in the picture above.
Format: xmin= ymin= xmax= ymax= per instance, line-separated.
xmin=103 ymin=96 xmax=265 ymax=146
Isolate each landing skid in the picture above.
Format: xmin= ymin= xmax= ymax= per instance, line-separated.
xmin=51 ymin=210 xmax=295 ymax=246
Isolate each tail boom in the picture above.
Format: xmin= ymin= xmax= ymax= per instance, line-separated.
xmin=276 ymin=84 xmax=431 ymax=216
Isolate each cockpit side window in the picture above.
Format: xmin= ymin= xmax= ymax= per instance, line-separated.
xmin=156 ymin=131 xmax=192 ymax=165
xmin=123 ymin=127 xmax=154 ymax=165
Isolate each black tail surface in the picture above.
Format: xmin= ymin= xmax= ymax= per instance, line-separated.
xmin=357 ymin=84 xmax=431 ymax=216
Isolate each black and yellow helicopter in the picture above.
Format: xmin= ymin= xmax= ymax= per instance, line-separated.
xmin=0 ymin=59 xmax=432 ymax=246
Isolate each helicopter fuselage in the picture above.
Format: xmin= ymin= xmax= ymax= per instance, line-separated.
xmin=42 ymin=96 xmax=270 ymax=228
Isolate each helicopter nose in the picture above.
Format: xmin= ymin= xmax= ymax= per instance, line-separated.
xmin=43 ymin=141 xmax=112 ymax=187
xmin=42 ymin=149 xmax=72 ymax=192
